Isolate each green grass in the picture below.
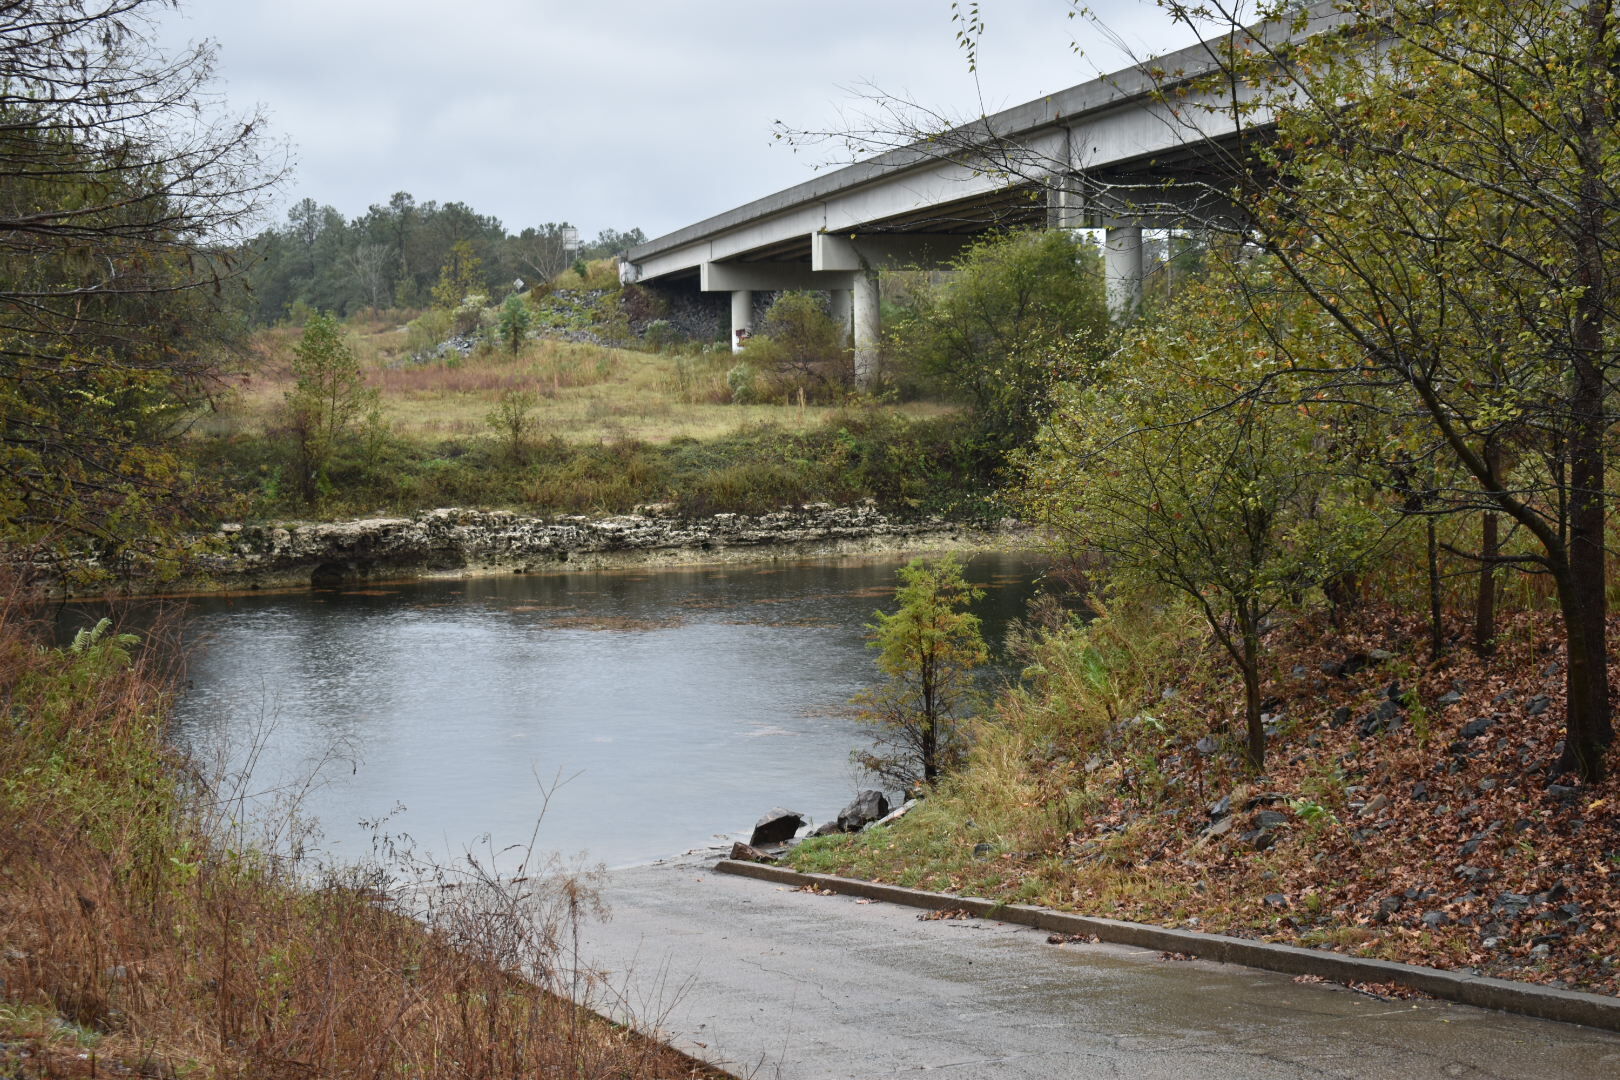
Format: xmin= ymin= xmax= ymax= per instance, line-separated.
xmin=193 ymin=405 xmax=997 ymax=522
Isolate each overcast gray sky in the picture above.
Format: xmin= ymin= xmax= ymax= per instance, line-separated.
xmin=156 ymin=1 xmax=1201 ymax=242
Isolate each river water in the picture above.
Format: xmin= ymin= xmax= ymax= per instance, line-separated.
xmin=161 ymin=552 xmax=1044 ymax=870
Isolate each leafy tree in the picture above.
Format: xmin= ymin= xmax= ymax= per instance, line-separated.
xmin=853 ymin=556 xmax=988 ymax=789
xmin=496 ymin=293 xmax=533 ymax=356
xmin=432 ymin=240 xmax=485 ymax=312
xmin=1162 ymin=0 xmax=1620 ymax=780
xmin=284 ymin=313 xmax=378 ymax=504
xmin=0 ymin=1 xmax=277 ymax=561
xmin=889 ymin=229 xmax=1107 ymax=454
xmin=582 ymin=226 xmax=646 ymax=260
xmin=242 ymin=197 xmax=645 ymax=324
xmin=1023 ymin=275 xmax=1379 ymax=771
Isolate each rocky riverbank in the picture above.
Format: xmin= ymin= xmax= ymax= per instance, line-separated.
xmin=170 ymin=504 xmax=1028 ymax=593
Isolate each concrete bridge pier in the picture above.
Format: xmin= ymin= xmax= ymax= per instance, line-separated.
xmin=1105 ymin=224 xmax=1145 ymax=320
xmin=729 ymin=289 xmax=753 ymax=353
xmin=851 ymin=271 xmax=881 ymax=385
xmin=829 ymin=288 xmax=853 ymax=346
xmin=812 ymin=232 xmax=971 ymax=388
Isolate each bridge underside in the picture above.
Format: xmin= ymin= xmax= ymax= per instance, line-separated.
xmin=627 ymin=109 xmax=1271 ymax=383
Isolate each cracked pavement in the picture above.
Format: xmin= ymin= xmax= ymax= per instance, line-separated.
xmin=572 ymin=854 xmax=1620 ymax=1079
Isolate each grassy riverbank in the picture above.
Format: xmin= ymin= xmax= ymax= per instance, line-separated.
xmin=789 ymin=596 xmax=1620 ymax=998
xmin=190 ymin=318 xmax=990 ymax=523
xmin=0 ymin=591 xmax=725 ymax=1079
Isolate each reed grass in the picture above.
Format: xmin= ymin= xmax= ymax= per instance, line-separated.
xmin=0 ymin=581 xmax=725 ymax=1079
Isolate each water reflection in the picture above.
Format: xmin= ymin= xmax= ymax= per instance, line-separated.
xmin=159 ymin=552 xmax=1045 ymax=869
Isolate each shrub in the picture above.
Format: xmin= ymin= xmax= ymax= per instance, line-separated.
xmin=726 ymin=361 xmax=760 ymax=404
xmin=854 ymin=556 xmax=988 ymax=790
xmin=405 ymin=306 xmax=455 ymax=359
xmin=642 ymin=319 xmax=683 ymax=351
xmin=888 ymin=229 xmax=1108 ymax=454
xmin=749 ymin=291 xmax=852 ymax=400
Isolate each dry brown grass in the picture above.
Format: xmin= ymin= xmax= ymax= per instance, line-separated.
xmin=214 ymin=320 xmax=951 ymax=446
xmin=0 ymin=585 xmax=727 ymax=1079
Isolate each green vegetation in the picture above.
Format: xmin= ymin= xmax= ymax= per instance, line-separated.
xmin=0 ymin=587 xmax=722 ymax=1079
xmin=283 ymin=312 xmax=382 ymax=504
xmin=199 ymin=395 xmax=986 ymax=521
xmin=497 ymin=293 xmax=535 ymax=355
xmin=186 ymin=287 xmax=996 ymax=521
xmin=249 ymin=195 xmax=644 ymax=322
xmin=0 ymin=1 xmax=273 ymax=573
xmin=743 ymin=290 xmax=853 ymax=400
xmin=1023 ymin=272 xmax=1381 ymax=770
xmin=885 ymin=229 xmax=1109 ymax=454
xmin=9 ymin=0 xmax=1620 ymax=1032
xmin=853 ymin=557 xmax=988 ymax=790
xmin=788 ymin=0 xmax=1620 ymax=998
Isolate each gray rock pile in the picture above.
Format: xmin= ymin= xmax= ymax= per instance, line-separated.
xmin=192 ymin=504 xmax=982 ymax=590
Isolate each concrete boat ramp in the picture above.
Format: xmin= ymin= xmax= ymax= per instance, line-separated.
xmin=574 ymin=854 xmax=1620 ymax=1080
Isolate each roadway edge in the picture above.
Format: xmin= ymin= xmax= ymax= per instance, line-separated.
xmin=712 ymin=858 xmax=1620 ymax=1033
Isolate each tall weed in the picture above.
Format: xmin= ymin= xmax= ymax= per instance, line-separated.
xmin=0 ymin=579 xmax=716 ymax=1079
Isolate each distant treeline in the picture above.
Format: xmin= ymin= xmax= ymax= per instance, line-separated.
xmin=245 ymin=191 xmax=644 ymax=324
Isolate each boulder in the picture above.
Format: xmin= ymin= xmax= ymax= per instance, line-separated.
xmin=809 ymin=821 xmax=843 ymax=838
xmin=870 ymin=798 xmax=918 ymax=829
xmin=729 ymin=842 xmax=776 ymax=863
xmin=836 ymin=790 xmax=891 ymax=833
xmin=1254 ymin=809 xmax=1290 ymax=830
xmin=749 ymin=807 xmax=805 ymax=846
xmin=1359 ymin=699 xmax=1402 ymax=737
xmin=1240 ymin=827 xmax=1277 ymax=851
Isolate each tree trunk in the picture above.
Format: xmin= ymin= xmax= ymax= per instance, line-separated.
xmin=1323 ymin=570 xmax=1358 ymax=629
xmin=1555 ymin=559 xmax=1610 ymax=782
xmin=1427 ymin=517 xmax=1444 ymax=662
xmin=1474 ymin=508 xmax=1498 ymax=657
xmin=920 ymin=653 xmax=939 ymax=786
xmin=1241 ymin=611 xmax=1265 ymax=772
xmin=1558 ymin=0 xmax=1614 ymax=783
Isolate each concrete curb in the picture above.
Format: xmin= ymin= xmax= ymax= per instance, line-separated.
xmin=714 ymin=859 xmax=1620 ymax=1033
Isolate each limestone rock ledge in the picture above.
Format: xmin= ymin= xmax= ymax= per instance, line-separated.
xmin=191 ymin=504 xmax=1023 ymax=590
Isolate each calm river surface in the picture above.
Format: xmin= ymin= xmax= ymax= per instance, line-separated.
xmin=161 ymin=552 xmax=1044 ymax=870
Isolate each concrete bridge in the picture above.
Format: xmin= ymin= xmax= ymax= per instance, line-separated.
xmin=619 ymin=5 xmax=1344 ymax=381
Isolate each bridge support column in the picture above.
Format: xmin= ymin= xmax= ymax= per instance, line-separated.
xmin=730 ymin=289 xmax=753 ymax=353
xmin=1104 ymin=225 xmax=1144 ymax=321
xmin=852 ymin=270 xmax=881 ymax=387
xmin=828 ymin=288 xmax=853 ymax=345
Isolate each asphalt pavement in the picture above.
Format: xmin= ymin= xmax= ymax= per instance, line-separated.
xmin=573 ymin=853 xmax=1620 ymax=1080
